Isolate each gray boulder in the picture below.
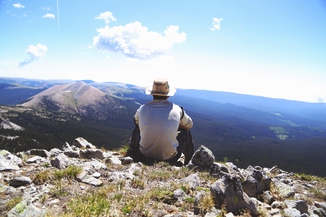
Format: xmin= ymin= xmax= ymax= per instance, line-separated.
xmin=315 ymin=201 xmax=326 ymax=211
xmin=272 ymin=178 xmax=295 ymax=198
xmin=209 ymin=163 xmax=229 ymax=178
xmin=82 ymin=159 xmax=107 ymax=171
xmin=120 ymin=156 xmax=134 ymax=165
xmin=9 ymin=176 xmax=32 ymax=187
xmin=284 ymin=208 xmax=301 ymax=217
xmin=210 ymin=175 xmax=258 ymax=215
xmin=29 ymin=149 xmax=50 ymax=158
xmin=76 ymin=170 xmax=103 ymax=187
xmin=194 ymin=191 xmax=205 ymax=215
xmin=181 ymin=173 xmax=201 ymax=189
xmin=64 ymin=150 xmax=80 ymax=158
xmin=50 ymin=153 xmax=69 ymax=169
xmin=80 ymin=149 xmax=104 ymax=159
xmin=173 ymin=189 xmax=185 ymax=201
xmin=73 ymin=137 xmax=96 ymax=149
xmin=62 ymin=142 xmax=73 ymax=151
xmin=25 ymin=156 xmax=47 ymax=164
xmin=49 ymin=148 xmax=62 ymax=157
xmin=0 ymin=150 xmax=22 ymax=171
xmin=191 ymin=145 xmax=215 ymax=168
xmin=285 ymin=200 xmax=308 ymax=215
xmin=262 ymin=190 xmax=274 ymax=204
xmin=7 ymin=200 xmax=45 ymax=217
xmin=242 ymin=168 xmax=271 ymax=197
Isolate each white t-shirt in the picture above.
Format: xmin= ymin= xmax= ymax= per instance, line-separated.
xmin=134 ymin=100 xmax=193 ymax=160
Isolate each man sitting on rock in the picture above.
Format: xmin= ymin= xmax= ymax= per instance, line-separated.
xmin=129 ymin=77 xmax=194 ymax=165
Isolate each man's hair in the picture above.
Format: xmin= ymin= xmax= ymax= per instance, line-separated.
xmin=153 ymin=95 xmax=169 ymax=100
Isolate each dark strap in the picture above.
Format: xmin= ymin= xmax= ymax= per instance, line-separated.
xmin=179 ymin=106 xmax=184 ymax=120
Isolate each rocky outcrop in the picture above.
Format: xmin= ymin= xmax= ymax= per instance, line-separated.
xmin=0 ymin=114 xmax=24 ymax=131
xmin=1 ymin=142 xmax=326 ymax=217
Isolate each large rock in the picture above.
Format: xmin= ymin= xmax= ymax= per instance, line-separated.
xmin=49 ymin=148 xmax=62 ymax=157
xmin=64 ymin=150 xmax=80 ymax=158
xmin=191 ymin=145 xmax=215 ymax=168
xmin=285 ymin=200 xmax=308 ymax=215
xmin=272 ymin=178 xmax=295 ymax=198
xmin=209 ymin=162 xmax=229 ymax=178
xmin=25 ymin=156 xmax=47 ymax=164
xmin=29 ymin=149 xmax=50 ymax=158
xmin=242 ymin=168 xmax=271 ymax=197
xmin=9 ymin=176 xmax=32 ymax=187
xmin=73 ymin=137 xmax=96 ymax=149
xmin=210 ymin=175 xmax=258 ymax=215
xmin=76 ymin=170 xmax=103 ymax=187
xmin=82 ymin=159 xmax=107 ymax=171
xmin=181 ymin=173 xmax=201 ymax=189
xmin=0 ymin=150 xmax=22 ymax=171
xmin=7 ymin=200 xmax=45 ymax=217
xmin=80 ymin=149 xmax=104 ymax=160
xmin=50 ymin=153 xmax=69 ymax=169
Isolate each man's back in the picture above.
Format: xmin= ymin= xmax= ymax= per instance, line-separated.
xmin=135 ymin=100 xmax=184 ymax=160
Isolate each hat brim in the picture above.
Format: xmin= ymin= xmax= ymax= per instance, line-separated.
xmin=145 ymin=86 xmax=176 ymax=96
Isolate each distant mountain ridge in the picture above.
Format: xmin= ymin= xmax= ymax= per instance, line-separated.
xmin=176 ymin=89 xmax=326 ymax=123
xmin=21 ymin=82 xmax=121 ymax=120
xmin=22 ymin=82 xmax=105 ymax=112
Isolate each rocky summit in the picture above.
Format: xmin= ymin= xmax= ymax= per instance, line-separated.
xmin=0 ymin=141 xmax=326 ymax=217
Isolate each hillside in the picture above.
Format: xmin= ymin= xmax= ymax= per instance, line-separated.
xmin=1 ymin=145 xmax=326 ymax=217
xmin=1 ymin=77 xmax=326 ymax=176
xmin=21 ymin=82 xmax=118 ymax=118
xmin=0 ymin=77 xmax=72 ymax=105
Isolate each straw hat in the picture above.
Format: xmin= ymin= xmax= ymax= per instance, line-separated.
xmin=145 ymin=78 xmax=176 ymax=96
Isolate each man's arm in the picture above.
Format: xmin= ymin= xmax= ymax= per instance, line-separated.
xmin=179 ymin=110 xmax=193 ymax=130
xmin=134 ymin=108 xmax=140 ymax=125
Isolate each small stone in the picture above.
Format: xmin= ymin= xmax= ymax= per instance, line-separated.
xmin=9 ymin=176 xmax=32 ymax=187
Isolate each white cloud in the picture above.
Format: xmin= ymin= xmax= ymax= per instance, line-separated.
xmin=13 ymin=3 xmax=25 ymax=9
xmin=93 ymin=21 xmax=186 ymax=59
xmin=43 ymin=13 xmax=55 ymax=19
xmin=211 ymin=17 xmax=223 ymax=31
xmin=18 ymin=44 xmax=48 ymax=67
xmin=95 ymin=11 xmax=116 ymax=24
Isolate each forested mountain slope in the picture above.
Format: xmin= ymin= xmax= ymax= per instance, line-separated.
xmin=1 ymin=77 xmax=326 ymax=176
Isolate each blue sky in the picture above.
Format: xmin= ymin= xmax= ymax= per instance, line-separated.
xmin=1 ymin=0 xmax=326 ymax=103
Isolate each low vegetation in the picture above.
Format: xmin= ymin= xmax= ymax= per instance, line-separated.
xmin=28 ymin=161 xmax=216 ymax=217
xmin=32 ymin=162 xmax=326 ymax=216
xmin=294 ymin=173 xmax=326 ymax=200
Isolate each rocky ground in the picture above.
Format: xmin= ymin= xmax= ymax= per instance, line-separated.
xmin=1 ymin=138 xmax=326 ymax=217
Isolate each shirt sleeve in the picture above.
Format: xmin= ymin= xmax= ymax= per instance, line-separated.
xmin=179 ymin=110 xmax=193 ymax=129
xmin=134 ymin=107 xmax=140 ymax=125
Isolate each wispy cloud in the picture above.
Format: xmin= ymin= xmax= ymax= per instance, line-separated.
xmin=43 ymin=13 xmax=55 ymax=19
xmin=18 ymin=44 xmax=48 ymax=67
xmin=41 ymin=6 xmax=51 ymax=11
xmin=57 ymin=0 xmax=60 ymax=30
xmin=211 ymin=17 xmax=223 ymax=31
xmin=93 ymin=21 xmax=186 ymax=60
xmin=13 ymin=3 xmax=25 ymax=9
xmin=95 ymin=11 xmax=117 ymax=24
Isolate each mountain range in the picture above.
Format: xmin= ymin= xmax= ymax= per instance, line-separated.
xmin=0 ymin=77 xmax=326 ymax=176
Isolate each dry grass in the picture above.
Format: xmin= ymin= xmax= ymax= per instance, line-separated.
xmin=294 ymin=173 xmax=326 ymax=200
xmin=43 ymin=161 xmax=213 ymax=216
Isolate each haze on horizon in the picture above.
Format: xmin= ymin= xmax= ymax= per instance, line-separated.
xmin=0 ymin=0 xmax=325 ymax=103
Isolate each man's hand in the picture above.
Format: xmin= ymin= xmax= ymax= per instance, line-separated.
xmin=179 ymin=124 xmax=190 ymax=130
